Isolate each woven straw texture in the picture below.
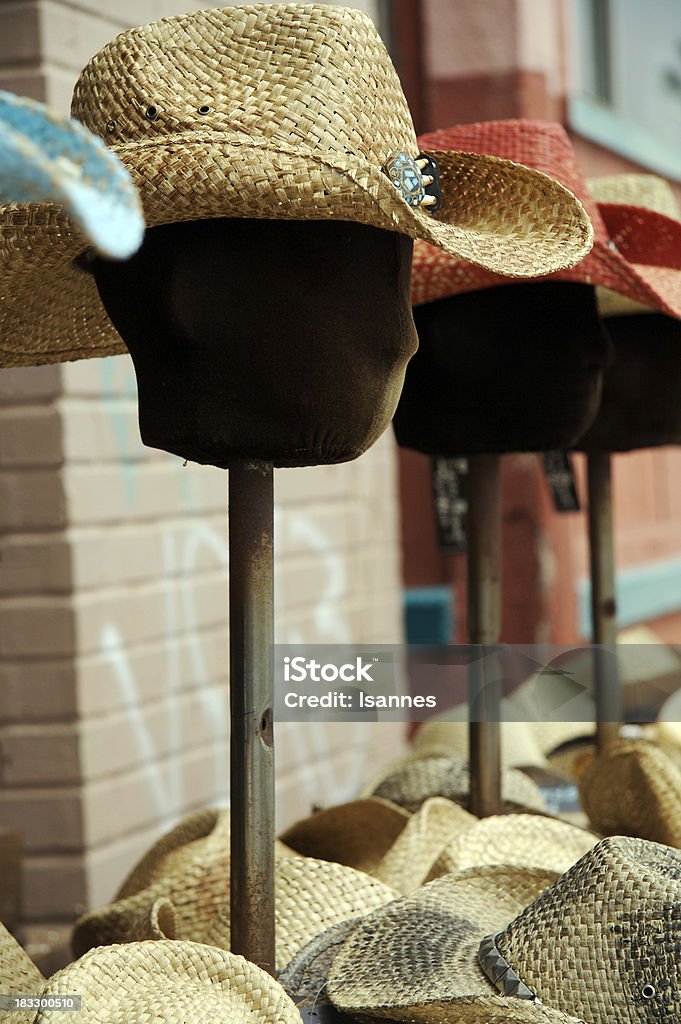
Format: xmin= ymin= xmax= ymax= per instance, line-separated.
xmin=0 ymin=5 xmax=594 ymax=367
xmin=411 ymin=120 xmax=681 ymax=320
xmin=327 ymin=866 xmax=576 ymax=1024
xmin=579 ymin=739 xmax=681 ymax=846
xmin=588 ymin=173 xmax=681 ymax=317
xmin=279 ymin=918 xmax=361 ymax=1010
xmin=431 ymin=813 xmax=598 ymax=879
xmin=75 ymin=839 xmax=397 ymax=973
xmin=330 ymin=837 xmax=681 ymax=1023
xmin=37 ymin=940 xmax=301 ymax=1024
xmin=412 ymin=709 xmax=550 ymax=770
xmin=365 ymin=754 xmax=547 ymax=815
xmin=279 ymin=798 xmax=409 ymax=874
xmin=0 ymin=922 xmax=46 ymax=1024
xmin=202 ymin=854 xmax=398 ymax=972
xmin=372 ymin=797 xmax=476 ymax=892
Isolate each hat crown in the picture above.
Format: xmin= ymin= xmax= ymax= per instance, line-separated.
xmin=71 ymin=4 xmax=417 ymax=167
xmin=498 ymin=836 xmax=681 ymax=1021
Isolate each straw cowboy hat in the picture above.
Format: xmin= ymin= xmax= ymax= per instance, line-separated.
xmin=0 ymin=90 xmax=143 ymax=259
xmin=410 ymin=119 xmax=681 ymax=312
xmin=0 ymin=5 xmax=595 ymax=368
xmin=281 ymin=796 xmax=474 ymax=893
xmin=281 ymin=864 xmax=559 ymax=1020
xmin=279 ymin=798 xmax=411 ymax=875
xmin=579 ymin=739 xmax=681 ymax=847
xmin=588 ymin=173 xmax=681 ymax=317
xmin=327 ymin=835 xmax=681 ymax=1023
xmin=73 ymin=808 xmax=398 ymax=971
xmin=430 ymin=812 xmax=598 ymax=879
xmin=363 ymin=754 xmax=548 ymax=815
xmin=1 ymin=925 xmax=302 ymax=1024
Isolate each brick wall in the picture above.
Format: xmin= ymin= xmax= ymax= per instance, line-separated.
xmin=0 ymin=0 xmax=406 ymax=950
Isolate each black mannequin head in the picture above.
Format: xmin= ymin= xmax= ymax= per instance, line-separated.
xmin=393 ymin=281 xmax=613 ymax=455
xmin=92 ymin=218 xmax=416 ymax=468
xmin=576 ymin=313 xmax=681 ymax=452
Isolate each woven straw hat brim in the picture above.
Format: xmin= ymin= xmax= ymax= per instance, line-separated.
xmin=372 ymin=797 xmax=476 ymax=892
xmin=40 ymin=940 xmax=301 ymax=1024
xmin=279 ymin=798 xmax=410 ymax=874
xmin=0 ymin=137 xmax=594 ymax=368
xmin=0 ymin=922 xmax=46 ymax=1024
xmin=579 ymin=739 xmax=681 ymax=845
xmin=327 ymin=867 xmax=571 ymax=1024
xmin=430 ymin=813 xmax=598 ymax=879
xmin=75 ymin=852 xmax=398 ymax=973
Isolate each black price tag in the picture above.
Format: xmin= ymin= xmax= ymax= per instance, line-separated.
xmin=431 ymin=456 xmax=468 ymax=553
xmin=541 ymin=451 xmax=580 ymax=512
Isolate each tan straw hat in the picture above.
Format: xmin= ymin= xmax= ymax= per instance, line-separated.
xmin=363 ymin=754 xmax=548 ymax=815
xmin=74 ymin=811 xmax=397 ymax=972
xmin=283 ymin=865 xmax=558 ymax=1019
xmin=279 ymin=798 xmax=410 ymax=874
xmin=41 ymin=940 xmax=302 ymax=1024
xmin=431 ymin=813 xmax=598 ymax=880
xmin=280 ymin=796 xmax=474 ymax=893
xmin=579 ymin=739 xmax=681 ymax=846
xmin=0 ymin=3 xmax=594 ymax=368
xmin=328 ymin=835 xmax=681 ymax=1023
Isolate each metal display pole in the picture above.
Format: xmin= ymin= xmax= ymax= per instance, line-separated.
xmin=228 ymin=459 xmax=276 ymax=974
xmin=586 ymin=451 xmax=621 ymax=751
xmin=467 ymin=453 xmax=503 ymax=817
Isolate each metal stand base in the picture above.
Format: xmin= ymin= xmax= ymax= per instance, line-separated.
xmin=467 ymin=454 xmax=502 ymax=817
xmin=228 ymin=460 xmax=275 ymax=973
xmin=587 ymin=451 xmax=621 ymax=751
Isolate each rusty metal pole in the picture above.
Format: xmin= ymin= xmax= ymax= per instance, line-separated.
xmin=587 ymin=451 xmax=621 ymax=750
xmin=228 ymin=459 xmax=275 ymax=974
xmin=467 ymin=453 xmax=503 ymax=817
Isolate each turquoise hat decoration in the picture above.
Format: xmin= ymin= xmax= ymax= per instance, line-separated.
xmin=0 ymin=90 xmax=144 ymax=259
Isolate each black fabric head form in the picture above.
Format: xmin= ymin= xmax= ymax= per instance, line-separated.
xmin=93 ymin=218 xmax=416 ymax=468
xmin=393 ymin=281 xmax=612 ymax=455
xmin=575 ymin=313 xmax=681 ymax=452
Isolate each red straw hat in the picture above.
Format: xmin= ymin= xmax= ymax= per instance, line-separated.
xmin=412 ymin=119 xmax=681 ymax=316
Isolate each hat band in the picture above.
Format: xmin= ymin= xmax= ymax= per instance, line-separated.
xmin=478 ymin=933 xmax=540 ymax=1001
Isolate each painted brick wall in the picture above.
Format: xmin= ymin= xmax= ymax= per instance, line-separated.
xmin=0 ymin=0 xmax=406 ymax=949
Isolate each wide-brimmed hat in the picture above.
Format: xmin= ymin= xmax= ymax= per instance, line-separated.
xmin=579 ymin=739 xmax=681 ymax=846
xmin=282 ymin=864 xmax=559 ymax=1020
xmin=0 ymin=923 xmax=301 ymax=1024
xmin=280 ymin=796 xmax=474 ymax=893
xmin=73 ymin=808 xmax=398 ymax=971
xmin=279 ymin=798 xmax=410 ymax=875
xmin=431 ymin=813 xmax=598 ymax=879
xmin=0 ymin=5 xmax=594 ymax=368
xmin=363 ymin=754 xmax=548 ymax=815
xmin=411 ymin=119 xmax=681 ymax=315
xmin=328 ymin=835 xmax=681 ymax=1023
xmin=0 ymin=90 xmax=143 ymax=260
xmin=588 ymin=173 xmax=681 ymax=317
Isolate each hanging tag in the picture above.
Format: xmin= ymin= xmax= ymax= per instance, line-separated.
xmin=431 ymin=456 xmax=468 ymax=552
xmin=541 ymin=451 xmax=580 ymax=512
